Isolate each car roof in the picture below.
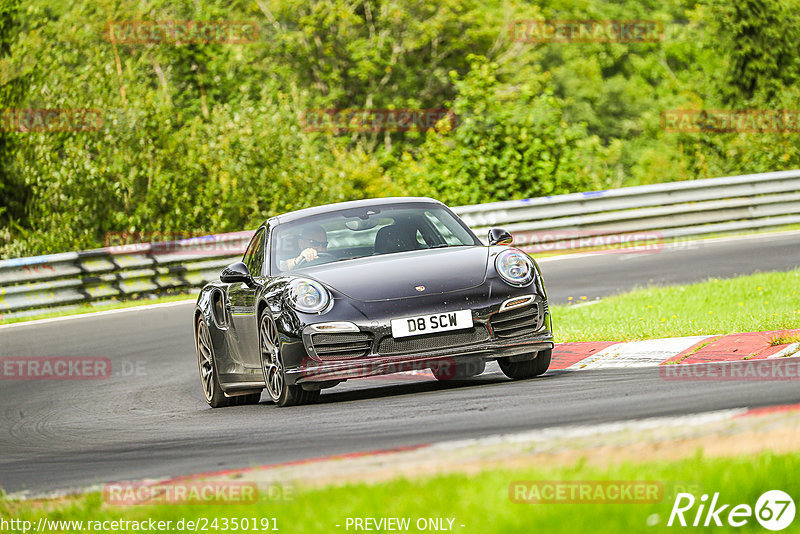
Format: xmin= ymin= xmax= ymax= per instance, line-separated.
xmin=267 ymin=197 xmax=446 ymax=226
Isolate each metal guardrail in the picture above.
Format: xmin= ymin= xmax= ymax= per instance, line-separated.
xmin=0 ymin=232 xmax=252 ymax=319
xmin=452 ymin=169 xmax=800 ymax=248
xmin=2 ymin=170 xmax=799 ymax=319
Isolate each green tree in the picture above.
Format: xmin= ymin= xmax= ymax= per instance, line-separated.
xmin=0 ymin=0 xmax=27 ymax=237
xmin=392 ymin=56 xmax=606 ymax=205
xmin=709 ymin=0 xmax=800 ymax=104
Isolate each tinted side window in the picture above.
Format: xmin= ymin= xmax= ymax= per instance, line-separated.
xmin=243 ymin=229 xmax=265 ymax=277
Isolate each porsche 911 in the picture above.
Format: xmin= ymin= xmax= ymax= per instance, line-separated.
xmin=194 ymin=197 xmax=553 ymax=407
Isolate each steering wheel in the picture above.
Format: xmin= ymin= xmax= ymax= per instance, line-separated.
xmin=294 ymin=251 xmax=335 ymax=267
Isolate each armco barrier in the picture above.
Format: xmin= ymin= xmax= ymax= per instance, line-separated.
xmin=451 ymin=169 xmax=800 ymax=250
xmin=0 ymin=232 xmax=252 ymax=318
xmin=1 ymin=170 xmax=799 ymax=318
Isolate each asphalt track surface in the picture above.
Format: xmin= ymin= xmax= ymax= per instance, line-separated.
xmin=1 ymin=232 xmax=799 ymax=494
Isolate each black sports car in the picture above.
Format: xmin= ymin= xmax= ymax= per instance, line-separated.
xmin=194 ymin=197 xmax=553 ymax=407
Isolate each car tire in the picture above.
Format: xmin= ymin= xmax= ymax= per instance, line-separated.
xmin=498 ymin=349 xmax=552 ymax=379
xmin=196 ymin=315 xmax=249 ymax=408
xmin=259 ymin=313 xmax=320 ymax=407
xmin=431 ymin=358 xmax=486 ymax=380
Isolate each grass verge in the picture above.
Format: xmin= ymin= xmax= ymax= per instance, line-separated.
xmin=2 ymin=451 xmax=798 ymax=533
xmin=552 ymin=269 xmax=800 ymax=342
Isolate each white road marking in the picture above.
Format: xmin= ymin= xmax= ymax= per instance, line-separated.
xmin=567 ymin=336 xmax=713 ymax=369
xmin=768 ymin=342 xmax=800 ymax=359
xmin=0 ymin=299 xmax=196 ymax=330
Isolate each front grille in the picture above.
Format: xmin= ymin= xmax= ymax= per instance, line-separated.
xmin=378 ymin=325 xmax=489 ymax=355
xmin=490 ymin=304 xmax=541 ymax=338
xmin=311 ymin=332 xmax=373 ymax=360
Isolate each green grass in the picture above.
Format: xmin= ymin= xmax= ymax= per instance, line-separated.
xmin=2 ymin=451 xmax=798 ymax=533
xmin=0 ymin=292 xmax=198 ymax=325
xmin=770 ymin=334 xmax=800 ymax=346
xmin=553 ymin=269 xmax=800 ymax=342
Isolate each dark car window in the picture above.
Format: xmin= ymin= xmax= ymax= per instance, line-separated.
xmin=271 ymin=203 xmax=480 ymax=273
xmin=242 ymin=228 xmax=265 ymax=277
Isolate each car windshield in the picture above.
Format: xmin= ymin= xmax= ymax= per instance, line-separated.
xmin=271 ymin=203 xmax=480 ymax=273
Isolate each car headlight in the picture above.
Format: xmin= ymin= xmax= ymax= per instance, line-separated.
xmin=287 ymin=279 xmax=331 ymax=313
xmin=495 ymin=249 xmax=534 ymax=286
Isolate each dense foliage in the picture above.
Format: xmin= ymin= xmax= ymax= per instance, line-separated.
xmin=1 ymin=0 xmax=799 ymax=256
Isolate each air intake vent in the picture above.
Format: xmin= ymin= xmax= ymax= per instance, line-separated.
xmin=378 ymin=326 xmax=489 ymax=355
xmin=311 ymin=332 xmax=373 ymax=360
xmin=490 ymin=304 xmax=541 ymax=338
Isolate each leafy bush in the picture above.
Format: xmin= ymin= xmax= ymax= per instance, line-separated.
xmin=1 ymin=0 xmax=799 ymax=257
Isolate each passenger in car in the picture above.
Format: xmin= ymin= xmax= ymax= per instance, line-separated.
xmin=373 ymin=223 xmax=420 ymax=254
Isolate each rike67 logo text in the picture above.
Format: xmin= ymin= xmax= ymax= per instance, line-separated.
xmin=668 ymin=490 xmax=795 ymax=530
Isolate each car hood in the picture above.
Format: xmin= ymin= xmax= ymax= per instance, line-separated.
xmin=301 ymin=246 xmax=489 ymax=302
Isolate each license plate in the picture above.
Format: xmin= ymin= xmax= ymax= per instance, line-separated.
xmin=390 ymin=310 xmax=473 ymax=338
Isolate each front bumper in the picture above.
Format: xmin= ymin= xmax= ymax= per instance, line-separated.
xmin=285 ymin=295 xmax=554 ymax=384
xmin=288 ymin=334 xmax=553 ymax=383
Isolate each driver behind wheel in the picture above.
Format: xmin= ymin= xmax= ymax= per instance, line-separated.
xmin=281 ymin=225 xmax=328 ymax=270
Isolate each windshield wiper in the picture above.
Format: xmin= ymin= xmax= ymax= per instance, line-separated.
xmin=329 ymin=255 xmax=371 ymax=263
xmin=429 ymin=243 xmax=471 ymax=249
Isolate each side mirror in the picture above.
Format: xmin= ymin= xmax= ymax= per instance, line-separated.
xmin=220 ymin=262 xmax=253 ymax=284
xmin=488 ymin=228 xmax=513 ymax=246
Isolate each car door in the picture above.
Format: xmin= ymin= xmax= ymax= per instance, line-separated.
xmin=228 ymin=227 xmax=266 ymax=372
